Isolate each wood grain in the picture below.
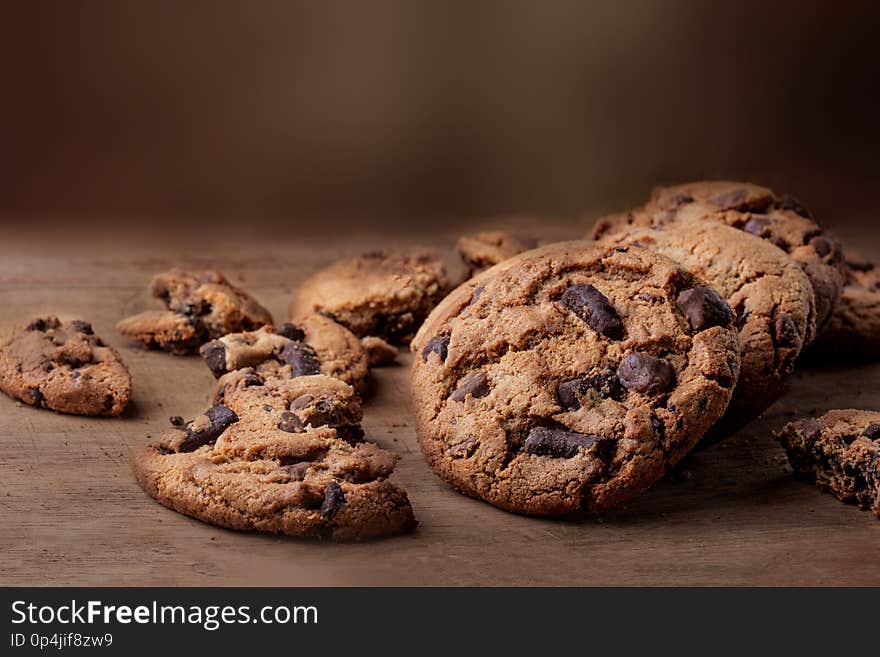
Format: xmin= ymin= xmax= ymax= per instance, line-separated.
xmin=1 ymin=224 xmax=878 ymax=586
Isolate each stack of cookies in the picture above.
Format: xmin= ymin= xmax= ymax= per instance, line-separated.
xmin=1 ymin=180 xmax=877 ymax=541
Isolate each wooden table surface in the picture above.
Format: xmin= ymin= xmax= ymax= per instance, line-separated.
xmin=2 ymin=220 xmax=879 ymax=586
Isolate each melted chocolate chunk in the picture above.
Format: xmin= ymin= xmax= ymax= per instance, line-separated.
xmin=320 ymin=482 xmax=346 ymax=519
xmin=277 ymin=411 xmax=305 ymax=433
xmin=676 ymin=286 xmax=733 ymax=332
xmin=712 ymin=188 xmax=748 ymax=209
xmin=178 ymin=405 xmax=239 ymax=452
xmin=743 ymin=217 xmax=771 ymax=236
xmin=777 ymin=194 xmax=812 ymax=219
xmin=523 ymin=426 xmax=602 ymax=458
xmin=169 ymin=415 xmax=185 ymax=427
xmin=774 ymin=314 xmax=799 ymax=347
xmin=863 ymin=424 xmax=880 ymax=441
xmin=242 ymin=372 xmax=263 ymax=387
xmin=421 ymin=335 xmax=450 ymax=362
xmin=809 ymin=235 xmax=834 ymax=258
xmin=279 ymin=342 xmax=321 ymax=376
xmin=276 ymin=323 xmax=305 ymax=341
xmin=559 ymin=284 xmax=624 ymax=340
xmin=70 ymin=320 xmax=94 ymax=335
xmin=26 ymin=317 xmax=59 ymax=332
xmin=557 ymin=368 xmax=626 ymax=410
xmin=617 ymin=352 xmax=676 ymax=395
xmin=201 ymin=341 xmax=227 ymax=377
xmin=451 ymin=371 xmax=490 ymax=402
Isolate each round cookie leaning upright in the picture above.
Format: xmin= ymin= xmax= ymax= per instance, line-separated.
xmin=592 ymin=181 xmax=845 ymax=330
xmin=410 ymin=241 xmax=741 ymax=516
xmin=598 ymin=221 xmax=817 ymax=435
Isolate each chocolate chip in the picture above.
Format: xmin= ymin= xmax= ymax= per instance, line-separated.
xmin=276 ymin=323 xmax=305 ymax=341
xmin=335 ymin=424 xmax=365 ymax=444
xmin=743 ymin=217 xmax=771 ymax=236
xmin=421 ymin=335 xmax=450 ymax=362
xmin=279 ymin=342 xmax=321 ymax=376
xmin=469 ymin=284 xmax=485 ymax=306
xmin=26 ymin=318 xmax=57 ymax=332
xmin=617 ymin=352 xmax=676 ymax=395
xmin=558 ymin=369 xmax=625 ymax=410
xmin=523 ymin=426 xmax=602 ymax=458
xmin=451 ymin=371 xmax=490 ymax=402
xmin=809 ymin=235 xmax=834 ymax=258
xmin=712 ymin=188 xmax=748 ymax=209
xmin=242 ymin=372 xmax=263 ymax=387
xmin=23 ymin=387 xmax=45 ymax=407
xmin=559 ymin=284 xmax=624 ymax=340
xmin=449 ymin=435 xmax=478 ymax=458
xmin=774 ymin=314 xmax=799 ymax=347
xmin=285 ymin=462 xmax=311 ymax=481
xmin=320 ymin=482 xmax=346 ymax=519
xmin=169 ymin=415 xmax=185 ymax=427
xmin=670 ymin=192 xmax=694 ymax=206
xmin=277 ymin=411 xmax=304 ymax=433
xmin=863 ymin=424 xmax=880 ymax=440
xmin=289 ymin=394 xmax=314 ymax=410
xmin=70 ymin=320 xmax=93 ymax=335
xmin=201 ymin=341 xmax=227 ymax=377
xmin=676 ymin=286 xmax=733 ymax=332
xmin=777 ymin=194 xmax=812 ymax=218
xmin=178 ymin=405 xmax=239 ymax=452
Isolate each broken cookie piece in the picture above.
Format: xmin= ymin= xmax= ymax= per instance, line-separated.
xmin=200 ymin=316 xmax=370 ymax=394
xmin=118 ymin=268 xmax=273 ymax=355
xmin=0 ymin=315 xmax=131 ymax=416
xmin=132 ymin=375 xmax=416 ymax=540
xmin=777 ymin=409 xmax=880 ymax=518
xmin=289 ymin=249 xmax=452 ymax=345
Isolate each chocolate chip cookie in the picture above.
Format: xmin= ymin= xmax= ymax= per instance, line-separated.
xmin=778 ymin=409 xmax=880 ymax=518
xmin=201 ymin=317 xmax=370 ymax=394
xmin=456 ymin=230 xmax=538 ymax=277
xmin=0 ymin=316 xmax=131 ymax=416
xmin=118 ymin=268 xmax=273 ymax=354
xmin=599 ymin=221 xmax=816 ymax=432
xmin=132 ymin=374 xmax=417 ymax=540
xmin=410 ymin=241 xmax=741 ymax=516
xmin=289 ymin=249 xmax=452 ymax=344
xmin=806 ymin=252 xmax=880 ymax=360
xmin=592 ymin=181 xmax=845 ymax=330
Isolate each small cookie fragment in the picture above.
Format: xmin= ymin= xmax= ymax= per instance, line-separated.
xmin=360 ymin=336 xmax=398 ymax=367
xmin=290 ymin=249 xmax=452 ymax=345
xmin=118 ymin=268 xmax=273 ymax=354
xmin=411 ymin=241 xmax=741 ymax=516
xmin=200 ymin=317 xmax=370 ymax=393
xmin=132 ymin=375 xmax=417 ymax=540
xmin=456 ymin=230 xmax=537 ymax=276
xmin=0 ymin=316 xmax=131 ymax=416
xmin=592 ymin=181 xmax=845 ymax=330
xmin=777 ymin=409 xmax=880 ymax=518
xmin=806 ymin=252 xmax=880 ymax=360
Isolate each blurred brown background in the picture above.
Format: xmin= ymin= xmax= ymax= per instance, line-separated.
xmin=1 ymin=1 xmax=879 ymax=233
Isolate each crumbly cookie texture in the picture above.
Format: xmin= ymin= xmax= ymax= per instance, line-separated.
xmin=806 ymin=252 xmax=880 ymax=360
xmin=0 ymin=316 xmax=131 ymax=416
xmin=456 ymin=230 xmax=538 ymax=277
xmin=599 ymin=220 xmax=816 ymax=432
xmin=289 ymin=249 xmax=452 ymax=345
xmin=360 ymin=336 xmax=398 ymax=367
xmin=118 ymin=268 xmax=273 ymax=354
xmin=410 ymin=241 xmax=741 ymax=516
xmin=200 ymin=317 xmax=370 ymax=394
xmin=132 ymin=375 xmax=417 ymax=540
xmin=592 ymin=181 xmax=845 ymax=330
xmin=778 ymin=409 xmax=880 ymax=518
